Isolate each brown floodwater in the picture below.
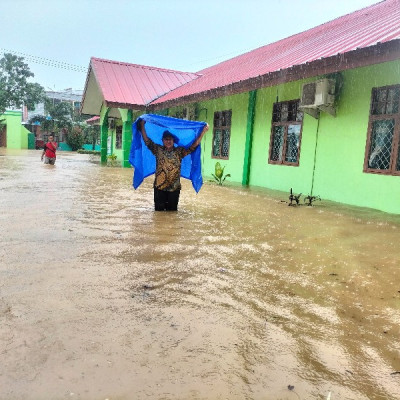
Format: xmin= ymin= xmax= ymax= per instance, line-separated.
xmin=1 ymin=149 xmax=400 ymax=400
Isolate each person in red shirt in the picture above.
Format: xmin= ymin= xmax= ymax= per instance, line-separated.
xmin=41 ymin=135 xmax=57 ymax=165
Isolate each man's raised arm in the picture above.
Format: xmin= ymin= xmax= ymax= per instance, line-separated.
xmin=190 ymin=124 xmax=209 ymax=150
xmin=138 ymin=119 xmax=149 ymax=142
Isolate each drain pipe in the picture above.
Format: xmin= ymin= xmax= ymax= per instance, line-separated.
xmin=309 ymin=116 xmax=321 ymax=197
xmin=242 ymin=90 xmax=257 ymax=186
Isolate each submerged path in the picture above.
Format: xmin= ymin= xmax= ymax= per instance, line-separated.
xmin=1 ymin=149 xmax=400 ymax=400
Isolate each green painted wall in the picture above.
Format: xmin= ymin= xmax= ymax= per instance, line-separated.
xmin=100 ymin=108 xmax=135 ymax=167
xmin=195 ymin=93 xmax=250 ymax=183
xmin=99 ymin=60 xmax=400 ymax=214
xmin=1 ymin=111 xmax=28 ymax=149
xmin=122 ymin=109 xmax=133 ymax=167
xmin=249 ymin=81 xmax=319 ymax=192
xmin=28 ymin=132 xmax=35 ymax=149
xmin=312 ymin=61 xmax=400 ymax=214
xmin=247 ymin=60 xmax=400 ymax=214
xmin=20 ymin=125 xmax=30 ymax=148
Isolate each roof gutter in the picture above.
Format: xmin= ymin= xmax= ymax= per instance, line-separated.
xmin=104 ymin=101 xmax=147 ymax=110
xmin=148 ymin=39 xmax=400 ymax=110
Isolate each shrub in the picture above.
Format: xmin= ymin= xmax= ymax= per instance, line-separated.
xmin=66 ymin=126 xmax=85 ymax=151
xmin=77 ymin=150 xmax=100 ymax=155
xmin=107 ymin=154 xmax=119 ymax=167
xmin=212 ymin=162 xmax=230 ymax=185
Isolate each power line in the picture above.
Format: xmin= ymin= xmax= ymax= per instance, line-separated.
xmin=0 ymin=48 xmax=88 ymax=73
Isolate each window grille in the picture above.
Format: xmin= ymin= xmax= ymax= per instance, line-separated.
xmin=364 ymin=85 xmax=400 ymax=175
xmin=212 ymin=110 xmax=231 ymax=159
xmin=269 ymin=100 xmax=303 ymax=166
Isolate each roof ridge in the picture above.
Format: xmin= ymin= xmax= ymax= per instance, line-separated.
xmin=197 ymin=0 xmax=390 ymax=74
xmin=90 ymin=57 xmax=202 ymax=77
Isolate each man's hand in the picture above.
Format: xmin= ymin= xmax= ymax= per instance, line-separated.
xmin=190 ymin=123 xmax=209 ymax=149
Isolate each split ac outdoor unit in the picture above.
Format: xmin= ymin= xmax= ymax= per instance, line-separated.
xmin=300 ymin=78 xmax=336 ymax=118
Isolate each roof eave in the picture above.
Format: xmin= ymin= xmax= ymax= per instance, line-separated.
xmin=104 ymin=101 xmax=147 ymax=111
xmin=149 ymin=39 xmax=400 ymax=110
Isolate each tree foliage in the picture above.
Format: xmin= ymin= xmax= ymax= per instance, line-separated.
xmin=29 ymin=97 xmax=73 ymax=134
xmin=44 ymin=97 xmax=73 ymax=132
xmin=83 ymin=124 xmax=100 ymax=148
xmin=0 ymin=53 xmax=45 ymax=114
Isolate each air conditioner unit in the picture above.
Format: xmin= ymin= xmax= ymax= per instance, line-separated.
xmin=300 ymin=78 xmax=336 ymax=117
xmin=108 ymin=118 xmax=115 ymax=129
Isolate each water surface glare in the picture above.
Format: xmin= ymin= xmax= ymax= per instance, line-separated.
xmin=1 ymin=149 xmax=400 ymax=400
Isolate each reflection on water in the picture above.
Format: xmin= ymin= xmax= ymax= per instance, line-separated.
xmin=1 ymin=149 xmax=400 ymax=400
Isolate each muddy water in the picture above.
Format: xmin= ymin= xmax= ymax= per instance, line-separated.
xmin=1 ymin=149 xmax=400 ymax=400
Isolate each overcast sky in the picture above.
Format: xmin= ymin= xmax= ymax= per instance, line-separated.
xmin=1 ymin=0 xmax=381 ymax=91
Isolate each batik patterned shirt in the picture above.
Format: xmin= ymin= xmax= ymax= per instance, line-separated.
xmin=144 ymin=138 xmax=195 ymax=191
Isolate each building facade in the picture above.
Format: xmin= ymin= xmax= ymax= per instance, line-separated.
xmin=0 ymin=110 xmax=32 ymax=149
xmin=80 ymin=0 xmax=400 ymax=214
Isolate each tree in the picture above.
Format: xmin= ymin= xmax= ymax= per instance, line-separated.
xmin=29 ymin=97 xmax=73 ymax=133
xmin=44 ymin=97 xmax=73 ymax=132
xmin=0 ymin=53 xmax=45 ymax=115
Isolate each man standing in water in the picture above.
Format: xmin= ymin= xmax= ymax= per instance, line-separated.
xmin=138 ymin=119 xmax=209 ymax=211
xmin=41 ymin=135 xmax=57 ymax=165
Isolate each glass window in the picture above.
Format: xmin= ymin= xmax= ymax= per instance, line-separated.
xmin=364 ymin=85 xmax=400 ymax=175
xmin=269 ymin=100 xmax=303 ymax=166
xmin=212 ymin=110 xmax=231 ymax=159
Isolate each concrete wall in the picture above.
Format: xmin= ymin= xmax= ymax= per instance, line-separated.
xmin=192 ymin=60 xmax=400 ymax=214
xmin=0 ymin=111 xmax=29 ymax=149
xmin=101 ymin=60 xmax=400 ymax=214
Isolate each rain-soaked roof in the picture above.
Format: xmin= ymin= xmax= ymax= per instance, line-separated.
xmin=81 ymin=0 xmax=400 ymax=114
xmin=85 ymin=115 xmax=100 ymax=125
xmin=152 ymin=0 xmax=400 ymax=105
xmin=81 ymin=58 xmax=200 ymax=113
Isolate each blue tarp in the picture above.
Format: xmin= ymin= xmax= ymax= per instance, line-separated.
xmin=129 ymin=114 xmax=207 ymax=193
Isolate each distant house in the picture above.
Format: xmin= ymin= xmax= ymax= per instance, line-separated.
xmin=0 ymin=110 xmax=32 ymax=149
xmin=24 ymin=88 xmax=83 ymax=149
xmin=81 ymin=0 xmax=400 ymax=214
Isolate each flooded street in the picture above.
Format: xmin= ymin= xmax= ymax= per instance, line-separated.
xmin=1 ymin=149 xmax=400 ymax=400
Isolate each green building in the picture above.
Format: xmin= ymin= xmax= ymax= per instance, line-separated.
xmin=0 ymin=110 xmax=32 ymax=149
xmin=81 ymin=0 xmax=400 ymax=214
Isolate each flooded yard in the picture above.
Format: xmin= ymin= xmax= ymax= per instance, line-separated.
xmin=1 ymin=149 xmax=400 ymax=400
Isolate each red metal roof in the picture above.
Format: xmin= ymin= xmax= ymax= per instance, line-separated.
xmin=152 ymin=0 xmax=400 ymax=105
xmin=89 ymin=58 xmax=201 ymax=108
xmin=85 ymin=115 xmax=100 ymax=124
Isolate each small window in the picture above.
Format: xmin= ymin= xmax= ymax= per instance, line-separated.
xmin=212 ymin=110 xmax=231 ymax=159
xmin=269 ymin=100 xmax=303 ymax=166
xmin=364 ymin=85 xmax=400 ymax=175
xmin=115 ymin=126 xmax=122 ymax=149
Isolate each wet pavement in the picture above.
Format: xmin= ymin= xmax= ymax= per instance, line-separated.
xmin=1 ymin=149 xmax=400 ymax=400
